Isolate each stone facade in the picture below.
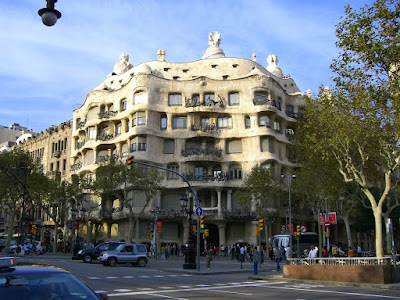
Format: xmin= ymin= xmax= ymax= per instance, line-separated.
xmin=71 ymin=32 xmax=305 ymax=248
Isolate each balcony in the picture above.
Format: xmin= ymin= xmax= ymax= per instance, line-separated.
xmin=98 ymin=111 xmax=118 ymax=119
xmin=223 ymin=209 xmax=254 ymax=219
xmin=182 ymin=172 xmax=229 ymax=182
xmin=70 ymin=162 xmax=82 ymax=171
xmin=96 ymin=132 xmax=114 ymax=141
xmin=185 ymin=95 xmax=225 ymax=108
xmin=76 ymin=140 xmax=85 ymax=149
xmin=77 ymin=120 xmax=86 ymax=129
xmin=181 ymin=147 xmax=222 ymax=161
xmin=191 ymin=123 xmax=218 ymax=133
xmin=53 ymin=150 xmax=61 ymax=158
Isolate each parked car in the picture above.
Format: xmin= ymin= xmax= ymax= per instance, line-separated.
xmin=9 ymin=241 xmax=44 ymax=255
xmin=0 ymin=257 xmax=107 ymax=299
xmin=77 ymin=242 xmax=126 ymax=263
xmin=98 ymin=243 xmax=148 ymax=267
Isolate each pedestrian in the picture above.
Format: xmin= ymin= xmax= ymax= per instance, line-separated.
xmin=357 ymin=244 xmax=362 ymax=257
xmin=331 ymin=244 xmax=337 ymax=257
xmin=348 ymin=247 xmax=354 ymax=257
xmin=253 ymin=246 xmax=260 ymax=274
xmin=308 ymin=245 xmax=318 ymax=258
xmin=240 ymin=245 xmax=245 ymax=262
xmin=206 ymin=247 xmax=213 ymax=269
xmin=274 ymin=245 xmax=281 ymax=270
xmin=322 ymin=246 xmax=329 ymax=257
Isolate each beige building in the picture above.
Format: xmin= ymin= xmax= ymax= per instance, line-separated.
xmin=71 ymin=32 xmax=305 ymax=248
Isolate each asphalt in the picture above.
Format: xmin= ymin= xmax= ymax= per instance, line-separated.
xmin=3 ymin=252 xmax=400 ymax=290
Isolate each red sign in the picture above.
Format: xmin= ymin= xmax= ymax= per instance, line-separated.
xmin=328 ymin=212 xmax=337 ymax=224
xmin=156 ymin=221 xmax=162 ymax=233
xmin=320 ymin=212 xmax=337 ymax=225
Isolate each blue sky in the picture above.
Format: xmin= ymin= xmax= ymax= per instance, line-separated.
xmin=0 ymin=0 xmax=374 ymax=133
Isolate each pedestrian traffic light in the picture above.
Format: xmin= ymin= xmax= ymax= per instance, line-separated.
xmin=200 ymin=215 xmax=205 ymax=229
xmin=204 ymin=229 xmax=209 ymax=237
xmin=126 ymin=155 xmax=134 ymax=170
xmin=258 ymin=219 xmax=264 ymax=231
xmin=192 ymin=225 xmax=197 ymax=234
xmin=297 ymin=225 xmax=301 ymax=234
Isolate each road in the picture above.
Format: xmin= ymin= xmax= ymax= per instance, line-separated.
xmin=15 ymin=255 xmax=400 ymax=300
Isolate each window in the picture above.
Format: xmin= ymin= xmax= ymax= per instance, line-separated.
xmin=163 ymin=139 xmax=175 ymax=154
xmin=121 ymin=99 xmax=127 ymax=111
xmin=229 ymin=165 xmax=242 ymax=180
xmin=204 ymin=93 xmax=215 ymax=103
xmin=161 ymin=114 xmax=167 ymax=130
xmin=192 ymin=94 xmax=200 ymax=104
xmin=261 ymin=137 xmax=274 ymax=153
xmin=116 ymin=124 xmax=122 ymax=136
xmin=131 ymin=137 xmax=147 ymax=152
xmin=132 ymin=111 xmax=146 ymax=127
xmin=254 ymin=91 xmax=269 ymax=101
xmin=134 ymin=92 xmax=146 ymax=104
xmin=168 ymin=93 xmax=182 ymax=106
xmin=217 ymin=116 xmax=232 ymax=129
xmin=286 ymin=105 xmax=294 ymax=117
xmin=167 ymin=164 xmax=179 ymax=180
xmin=245 ymin=116 xmax=251 ymax=128
xmin=227 ymin=140 xmax=242 ymax=154
xmin=201 ymin=118 xmax=210 ymax=126
xmin=87 ymin=127 xmax=96 ymax=140
xmin=273 ymin=121 xmax=281 ymax=133
xmin=195 ymin=167 xmax=206 ymax=180
xmin=173 ymin=117 xmax=187 ymax=129
xmin=276 ymin=98 xmax=281 ymax=110
xmin=259 ymin=115 xmax=270 ymax=127
xmin=229 ymin=92 xmax=239 ymax=106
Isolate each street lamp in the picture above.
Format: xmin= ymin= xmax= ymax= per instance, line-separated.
xmin=281 ymin=174 xmax=296 ymax=254
xmin=70 ymin=202 xmax=86 ymax=255
xmin=180 ymin=193 xmax=196 ymax=269
xmin=38 ymin=0 xmax=62 ymax=26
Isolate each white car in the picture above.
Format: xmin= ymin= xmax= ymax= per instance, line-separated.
xmin=10 ymin=241 xmax=44 ymax=255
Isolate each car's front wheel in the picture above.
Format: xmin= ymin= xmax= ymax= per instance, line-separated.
xmin=137 ymin=257 xmax=147 ymax=267
xmin=83 ymin=254 xmax=92 ymax=263
xmin=108 ymin=257 xmax=117 ymax=267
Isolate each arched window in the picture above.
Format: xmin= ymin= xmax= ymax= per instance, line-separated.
xmin=229 ymin=164 xmax=242 ymax=180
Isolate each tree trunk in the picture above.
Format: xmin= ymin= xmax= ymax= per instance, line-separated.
xmin=372 ymin=207 xmax=383 ymax=257
xmin=342 ymin=216 xmax=353 ymax=249
xmin=5 ymin=208 xmax=16 ymax=250
xmin=128 ymin=215 xmax=134 ymax=243
xmin=53 ymin=221 xmax=59 ymax=253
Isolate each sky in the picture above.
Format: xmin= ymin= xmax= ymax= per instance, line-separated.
xmin=0 ymin=0 xmax=375 ymax=133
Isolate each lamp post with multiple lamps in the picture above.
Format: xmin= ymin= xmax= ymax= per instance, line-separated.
xmin=180 ymin=193 xmax=196 ymax=269
xmin=70 ymin=202 xmax=86 ymax=255
xmin=281 ymin=174 xmax=296 ymax=253
xmin=38 ymin=0 xmax=62 ymax=26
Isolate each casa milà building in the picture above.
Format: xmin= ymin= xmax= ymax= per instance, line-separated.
xmin=71 ymin=32 xmax=305 ymax=248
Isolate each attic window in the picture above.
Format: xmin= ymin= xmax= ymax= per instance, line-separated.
xmin=211 ymin=64 xmax=218 ymax=68
xmin=119 ymin=80 xmax=123 ymax=83
xmin=222 ymin=75 xmax=229 ymax=80
xmin=173 ymin=76 xmax=180 ymax=80
xmin=232 ymin=64 xmax=238 ymax=68
xmin=182 ymin=69 xmax=189 ymax=73
xmin=164 ymin=68 xmax=170 ymax=72
xmin=110 ymin=81 xmax=114 ymax=84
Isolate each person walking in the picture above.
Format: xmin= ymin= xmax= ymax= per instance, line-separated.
xmin=253 ymin=246 xmax=260 ymax=274
xmin=274 ymin=245 xmax=281 ymax=271
xmin=206 ymin=247 xmax=213 ymax=269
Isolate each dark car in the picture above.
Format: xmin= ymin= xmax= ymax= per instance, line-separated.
xmin=0 ymin=257 xmax=107 ymax=299
xmin=76 ymin=242 xmax=126 ymax=263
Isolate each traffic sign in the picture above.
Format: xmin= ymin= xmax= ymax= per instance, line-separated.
xmin=156 ymin=221 xmax=162 ymax=233
xmin=195 ymin=207 xmax=203 ymax=216
xmin=300 ymin=225 xmax=307 ymax=233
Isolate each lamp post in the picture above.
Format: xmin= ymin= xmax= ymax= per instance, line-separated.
xmin=38 ymin=0 xmax=62 ymax=26
xmin=180 ymin=193 xmax=196 ymax=269
xmin=70 ymin=202 xmax=86 ymax=255
xmin=281 ymin=174 xmax=295 ymax=254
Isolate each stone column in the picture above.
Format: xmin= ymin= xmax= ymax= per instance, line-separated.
xmin=218 ymin=223 xmax=226 ymax=251
xmin=135 ymin=218 xmax=140 ymax=241
xmin=217 ymin=189 xmax=222 ymax=216
xmin=227 ymin=189 xmax=232 ymax=210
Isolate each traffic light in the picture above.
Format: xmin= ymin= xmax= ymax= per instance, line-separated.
xmin=31 ymin=225 xmax=37 ymax=235
xmin=200 ymin=215 xmax=205 ymax=229
xmin=149 ymin=233 xmax=154 ymax=240
xmin=204 ymin=229 xmax=209 ymax=237
xmin=258 ymin=219 xmax=264 ymax=231
xmin=325 ymin=229 xmax=330 ymax=238
xmin=297 ymin=225 xmax=301 ymax=234
xmin=126 ymin=155 xmax=134 ymax=170
xmin=192 ymin=225 xmax=197 ymax=234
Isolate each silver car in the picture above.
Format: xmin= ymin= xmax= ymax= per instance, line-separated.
xmin=98 ymin=244 xmax=148 ymax=267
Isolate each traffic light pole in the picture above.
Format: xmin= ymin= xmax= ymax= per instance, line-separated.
xmin=130 ymin=159 xmax=201 ymax=271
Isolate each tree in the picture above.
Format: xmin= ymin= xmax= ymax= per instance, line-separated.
xmin=0 ymin=149 xmax=47 ymax=249
xmin=297 ymin=0 xmax=400 ymax=257
xmin=236 ymin=166 xmax=280 ymax=245
xmin=91 ymin=157 xmax=162 ymax=243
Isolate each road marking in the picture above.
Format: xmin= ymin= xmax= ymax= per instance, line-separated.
xmin=145 ymin=293 xmax=188 ymax=300
xmin=139 ymin=275 xmax=150 ymax=278
xmin=113 ymin=289 xmax=132 ymax=292
xmin=176 ymin=286 xmax=192 ymax=288
xmin=87 ymin=277 xmax=101 ymax=280
xmin=137 ymin=288 xmax=152 ymax=291
xmin=155 ymin=275 xmax=165 ymax=277
xmin=195 ymin=284 xmax=210 ymax=287
xmin=180 ymin=274 xmax=192 ymax=277
xmin=167 ymin=274 xmax=178 ymax=277
xmin=106 ymin=276 xmax=118 ymax=279
xmin=122 ymin=276 xmax=133 ymax=278
xmin=159 ymin=286 xmax=174 ymax=289
xmin=212 ymin=289 xmax=253 ymax=296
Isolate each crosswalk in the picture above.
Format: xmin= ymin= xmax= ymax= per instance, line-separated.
xmin=87 ymin=274 xmax=192 ymax=280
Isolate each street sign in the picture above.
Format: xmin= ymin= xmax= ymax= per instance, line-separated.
xmin=328 ymin=212 xmax=337 ymax=224
xmin=300 ymin=225 xmax=307 ymax=233
xmin=195 ymin=207 xmax=203 ymax=216
xmin=156 ymin=221 xmax=162 ymax=233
